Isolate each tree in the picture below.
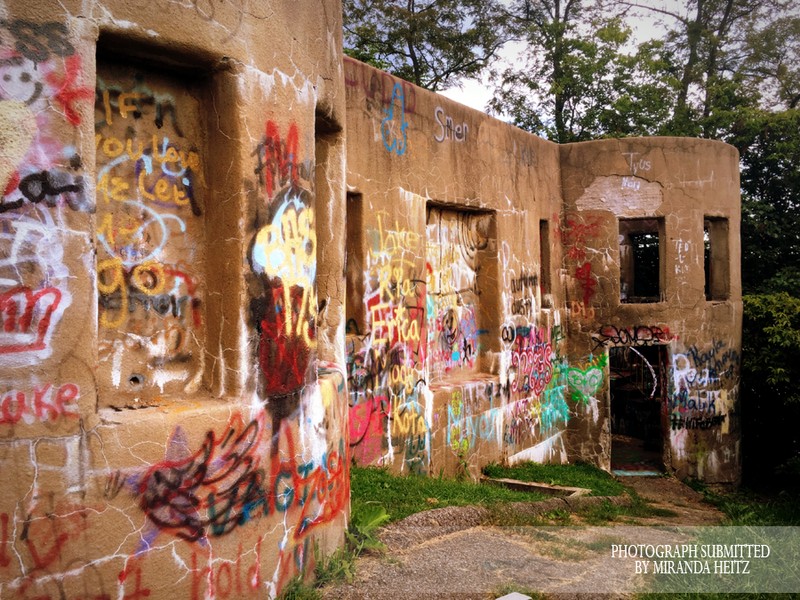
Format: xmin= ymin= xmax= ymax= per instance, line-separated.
xmin=488 ymin=1 xmax=676 ymax=142
xmin=739 ymin=15 xmax=800 ymax=109
xmin=342 ymin=0 xmax=506 ymax=92
xmin=732 ymin=109 xmax=800 ymax=294
xmin=616 ymin=0 xmax=791 ymax=137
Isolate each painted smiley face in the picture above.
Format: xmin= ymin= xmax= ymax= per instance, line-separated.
xmin=0 ymin=56 xmax=44 ymax=105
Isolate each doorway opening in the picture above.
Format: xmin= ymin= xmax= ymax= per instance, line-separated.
xmin=609 ymin=345 xmax=667 ymax=475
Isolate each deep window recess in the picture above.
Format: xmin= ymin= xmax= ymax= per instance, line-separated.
xmin=345 ymin=192 xmax=366 ymax=335
xmin=539 ymin=220 xmax=552 ymax=307
xmin=619 ymin=218 xmax=663 ymax=303
xmin=426 ymin=205 xmax=495 ymax=381
xmin=704 ymin=217 xmax=730 ymax=301
xmin=95 ymin=58 xmax=209 ymax=407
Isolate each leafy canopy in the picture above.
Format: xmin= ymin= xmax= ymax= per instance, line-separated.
xmin=342 ymin=0 xmax=506 ymax=91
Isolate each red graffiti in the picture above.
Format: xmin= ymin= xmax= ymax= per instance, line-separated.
xmin=555 ymin=213 xmax=601 ymax=262
xmin=118 ymin=560 xmax=151 ymax=600
xmin=258 ymin=285 xmax=313 ymax=396
xmin=45 ymin=54 xmax=94 ymax=126
xmin=1 ymin=512 xmax=10 ymax=568
xmin=255 ymin=121 xmax=299 ymax=198
xmin=273 ymin=538 xmax=312 ymax=596
xmin=267 ymin=420 xmax=349 ymax=540
xmin=343 ymin=56 xmax=417 ymax=114
xmin=19 ymin=503 xmax=87 ymax=572
xmin=137 ymin=412 xmax=348 ymax=543
xmin=365 ymin=291 xmax=426 ymax=363
xmin=4 ymin=171 xmax=20 ymax=196
xmin=0 ymin=383 xmax=79 ymax=424
xmin=0 ymin=286 xmax=62 ymax=354
xmin=575 ymin=262 xmax=597 ymax=306
xmin=164 ymin=267 xmax=203 ymax=329
xmin=138 ymin=412 xmax=266 ymax=541
xmin=511 ymin=327 xmax=553 ymax=397
xmin=349 ymin=394 xmax=388 ymax=465
xmin=190 ymin=538 xmax=262 ymax=600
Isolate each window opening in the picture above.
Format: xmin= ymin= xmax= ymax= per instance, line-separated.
xmin=539 ymin=220 xmax=552 ymax=307
xmin=345 ymin=192 xmax=366 ymax=334
xmin=95 ymin=58 xmax=208 ymax=407
xmin=704 ymin=217 xmax=730 ymax=301
xmin=426 ymin=206 xmax=494 ymax=381
xmin=619 ymin=218 xmax=662 ymax=303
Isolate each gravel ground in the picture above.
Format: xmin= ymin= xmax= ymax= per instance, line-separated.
xmin=320 ymin=475 xmax=724 ymax=599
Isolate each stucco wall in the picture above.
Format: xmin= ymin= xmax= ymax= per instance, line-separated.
xmin=344 ymin=58 xmax=572 ymax=477
xmin=0 ymin=1 xmax=348 ymax=599
xmin=559 ymin=138 xmax=742 ymax=483
xmin=344 ymin=59 xmax=742 ymax=485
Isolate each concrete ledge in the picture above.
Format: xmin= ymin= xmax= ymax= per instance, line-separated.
xmin=481 ymin=476 xmax=591 ymax=497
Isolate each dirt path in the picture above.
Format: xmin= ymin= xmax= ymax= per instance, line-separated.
xmin=320 ymin=475 xmax=724 ymax=599
xmin=618 ymin=475 xmax=724 ymax=526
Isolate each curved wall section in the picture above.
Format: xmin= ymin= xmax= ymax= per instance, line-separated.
xmin=559 ymin=138 xmax=742 ymax=484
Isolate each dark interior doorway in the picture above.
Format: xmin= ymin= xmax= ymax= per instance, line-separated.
xmin=609 ymin=345 xmax=667 ymax=475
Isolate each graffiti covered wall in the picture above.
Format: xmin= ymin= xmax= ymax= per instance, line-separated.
xmin=345 ymin=59 xmax=573 ymax=477
xmin=0 ymin=1 xmax=349 ymax=599
xmin=345 ymin=60 xmax=742 ymax=485
xmin=559 ymin=139 xmax=742 ymax=483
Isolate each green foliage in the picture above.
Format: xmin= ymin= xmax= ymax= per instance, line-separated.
xmin=482 ymin=461 xmax=627 ymax=496
xmin=345 ymin=503 xmax=390 ymax=555
xmin=734 ymin=110 xmax=800 ymax=295
xmin=741 ymin=293 xmax=800 ymax=488
xmin=742 ymin=294 xmax=800 ymax=404
xmin=490 ymin=4 xmax=654 ymax=142
xmin=740 ymin=15 xmax=800 ymax=110
xmin=342 ymin=0 xmax=506 ymax=91
xmin=489 ymin=0 xmax=799 ymax=142
xmin=277 ymin=577 xmax=321 ymax=600
xmin=278 ymin=502 xmax=390 ymax=598
xmin=350 ymin=465 xmax=547 ymax=522
xmin=578 ymin=499 xmax=628 ymax=524
xmin=312 ymin=546 xmax=357 ymax=588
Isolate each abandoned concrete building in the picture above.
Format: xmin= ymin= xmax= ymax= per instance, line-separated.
xmin=0 ymin=0 xmax=741 ymax=597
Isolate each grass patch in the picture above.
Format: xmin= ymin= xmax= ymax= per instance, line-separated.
xmin=688 ymin=482 xmax=800 ymax=526
xmin=351 ymin=466 xmax=548 ymax=523
xmin=485 ymin=491 xmax=674 ymax=527
xmin=635 ymin=487 xmax=800 ymax=599
xmin=485 ymin=504 xmax=571 ymax=526
xmin=579 ymin=499 xmax=632 ymax=525
xmin=277 ymin=577 xmax=321 ymax=600
xmin=576 ymin=496 xmax=678 ymax=525
xmin=483 ymin=460 xmax=627 ymax=496
xmin=278 ymin=503 xmax=390 ymax=600
xmin=639 ymin=593 xmax=798 ymax=600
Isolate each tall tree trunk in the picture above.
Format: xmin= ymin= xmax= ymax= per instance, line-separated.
xmin=673 ymin=0 xmax=705 ymax=133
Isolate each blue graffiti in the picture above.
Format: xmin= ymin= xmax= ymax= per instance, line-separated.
xmin=381 ymin=83 xmax=408 ymax=156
